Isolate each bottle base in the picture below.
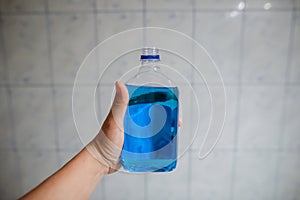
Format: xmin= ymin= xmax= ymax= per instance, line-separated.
xmin=121 ymin=159 xmax=177 ymax=172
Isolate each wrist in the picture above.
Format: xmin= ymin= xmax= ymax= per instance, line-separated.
xmin=83 ymin=148 xmax=109 ymax=176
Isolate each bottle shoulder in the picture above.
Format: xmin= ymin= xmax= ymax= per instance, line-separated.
xmin=126 ymin=69 xmax=175 ymax=87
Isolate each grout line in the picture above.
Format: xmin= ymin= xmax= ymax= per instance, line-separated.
xmin=187 ymin=1 xmax=196 ymax=199
xmin=0 ymin=12 xmax=6 ymax=83
xmin=1 ymin=8 xmax=299 ymax=16
xmin=144 ymin=174 xmax=148 ymax=200
xmin=95 ymin=9 xmax=144 ymax=13
xmin=79 ymin=8 xmax=300 ymax=13
xmin=229 ymin=1 xmax=246 ymax=199
xmin=186 ymin=149 xmax=192 ymax=200
xmin=92 ymin=1 xmax=107 ymax=199
xmin=0 ymin=3 xmax=17 ymax=158
xmin=1 ymin=81 xmax=300 ymax=88
xmin=93 ymin=0 xmax=101 ymax=136
xmin=273 ymin=1 xmax=297 ymax=199
xmin=0 ymin=9 xmax=23 ymax=194
xmin=0 ymin=147 xmax=297 ymax=153
xmin=142 ymin=1 xmax=148 ymax=200
xmin=0 ymin=83 xmax=112 ymax=87
xmin=0 ymin=10 xmax=143 ymax=15
xmin=5 ymin=147 xmax=80 ymax=152
xmin=0 ymin=14 xmax=5 ymax=84
xmin=191 ymin=0 xmax=196 ymax=108
xmin=101 ymin=176 xmax=107 ymax=200
xmin=280 ymin=0 xmax=297 ymax=152
xmin=189 ymin=147 xmax=300 ymax=153
xmin=93 ymin=0 xmax=99 ymax=46
xmin=44 ymin=0 xmax=60 ymax=167
xmin=142 ymin=0 xmax=147 ymax=47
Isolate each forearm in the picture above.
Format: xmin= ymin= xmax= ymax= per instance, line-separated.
xmin=20 ymin=82 xmax=128 ymax=199
xmin=20 ymin=148 xmax=108 ymax=200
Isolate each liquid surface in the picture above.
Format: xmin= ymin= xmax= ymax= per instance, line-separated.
xmin=121 ymin=84 xmax=179 ymax=172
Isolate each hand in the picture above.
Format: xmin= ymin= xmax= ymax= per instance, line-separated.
xmin=86 ymin=81 xmax=129 ymax=174
xmin=87 ymin=81 xmax=182 ymax=174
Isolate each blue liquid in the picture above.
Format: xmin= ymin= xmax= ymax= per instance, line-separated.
xmin=121 ymin=84 xmax=179 ymax=172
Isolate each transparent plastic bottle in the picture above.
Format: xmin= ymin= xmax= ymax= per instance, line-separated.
xmin=121 ymin=47 xmax=179 ymax=172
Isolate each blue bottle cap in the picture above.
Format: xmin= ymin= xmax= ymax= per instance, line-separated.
xmin=140 ymin=47 xmax=160 ymax=61
xmin=140 ymin=55 xmax=160 ymax=60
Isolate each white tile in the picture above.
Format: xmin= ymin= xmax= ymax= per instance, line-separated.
xmin=282 ymin=86 xmax=300 ymax=150
xmin=94 ymin=38 xmax=144 ymax=83
xmin=96 ymin=42 xmax=193 ymax=87
xmin=242 ymin=11 xmax=291 ymax=83
xmin=11 ymin=87 xmax=56 ymax=150
xmin=2 ymin=15 xmax=51 ymax=84
xmin=48 ymin=0 xmax=95 ymax=12
xmin=50 ymin=14 xmax=96 ymax=84
xmin=190 ymin=150 xmax=233 ymax=200
xmin=100 ymin=13 xmax=194 ymax=85
xmin=144 ymin=31 xmax=194 ymax=67
xmin=276 ymin=152 xmax=300 ymax=200
xmin=0 ymin=151 xmax=22 ymax=199
xmin=246 ymin=0 xmax=294 ymax=10
xmin=0 ymin=88 xmax=14 ymax=150
xmin=90 ymin=178 xmax=105 ymax=200
xmin=191 ymin=85 xmax=231 ymax=153
xmin=96 ymin=49 xmax=142 ymax=85
xmin=159 ymin=50 xmax=194 ymax=85
xmin=54 ymin=87 xmax=83 ymax=151
xmin=97 ymin=0 xmax=143 ymax=10
xmin=104 ymin=49 xmax=194 ymax=86
xmin=105 ymin=172 xmax=145 ymax=199
xmin=191 ymin=84 xmax=216 ymax=151
xmin=215 ymin=86 xmax=237 ymax=150
xmin=196 ymin=0 xmax=242 ymax=10
xmin=289 ymin=11 xmax=300 ymax=83
xmin=180 ymin=84 xmax=201 ymax=152
xmin=145 ymin=12 xmax=194 ymax=81
xmin=147 ymin=154 xmax=189 ymax=200
xmin=233 ymin=151 xmax=277 ymax=200
xmin=296 ymin=0 xmax=300 ymax=9
xmin=146 ymin=11 xmax=193 ymax=37
xmin=237 ymin=86 xmax=284 ymax=150
xmin=73 ymin=86 xmax=101 ymax=146
xmin=19 ymin=151 xmax=59 ymax=194
xmin=176 ymin=84 xmax=196 ymax=154
xmin=146 ymin=0 xmax=193 ymax=10
xmin=96 ymin=85 xmax=115 ymax=124
xmin=0 ymin=0 xmax=45 ymax=12
xmin=97 ymin=12 xmax=143 ymax=43
xmin=0 ymin=44 xmax=5 ymax=83
xmin=195 ymin=12 xmax=242 ymax=84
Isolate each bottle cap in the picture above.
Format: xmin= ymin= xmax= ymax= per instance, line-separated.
xmin=140 ymin=47 xmax=160 ymax=61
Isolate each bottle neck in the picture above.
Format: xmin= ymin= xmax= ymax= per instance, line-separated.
xmin=139 ymin=59 xmax=160 ymax=73
xmin=127 ymin=57 xmax=172 ymax=87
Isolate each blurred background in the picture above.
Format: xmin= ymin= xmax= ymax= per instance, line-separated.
xmin=0 ymin=0 xmax=300 ymax=199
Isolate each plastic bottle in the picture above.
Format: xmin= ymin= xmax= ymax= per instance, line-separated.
xmin=120 ymin=47 xmax=179 ymax=172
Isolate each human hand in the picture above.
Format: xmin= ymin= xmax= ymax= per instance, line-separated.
xmin=86 ymin=81 xmax=129 ymax=174
xmin=86 ymin=81 xmax=182 ymax=174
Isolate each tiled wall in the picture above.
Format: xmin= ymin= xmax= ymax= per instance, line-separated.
xmin=0 ymin=0 xmax=300 ymax=199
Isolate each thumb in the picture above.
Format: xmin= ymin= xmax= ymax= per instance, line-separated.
xmin=112 ymin=81 xmax=129 ymax=120
xmin=102 ymin=81 xmax=129 ymax=133
xmin=112 ymin=81 xmax=129 ymax=110
xmin=88 ymin=82 xmax=129 ymax=174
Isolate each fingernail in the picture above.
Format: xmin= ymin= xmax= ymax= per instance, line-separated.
xmin=115 ymin=81 xmax=120 ymax=94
